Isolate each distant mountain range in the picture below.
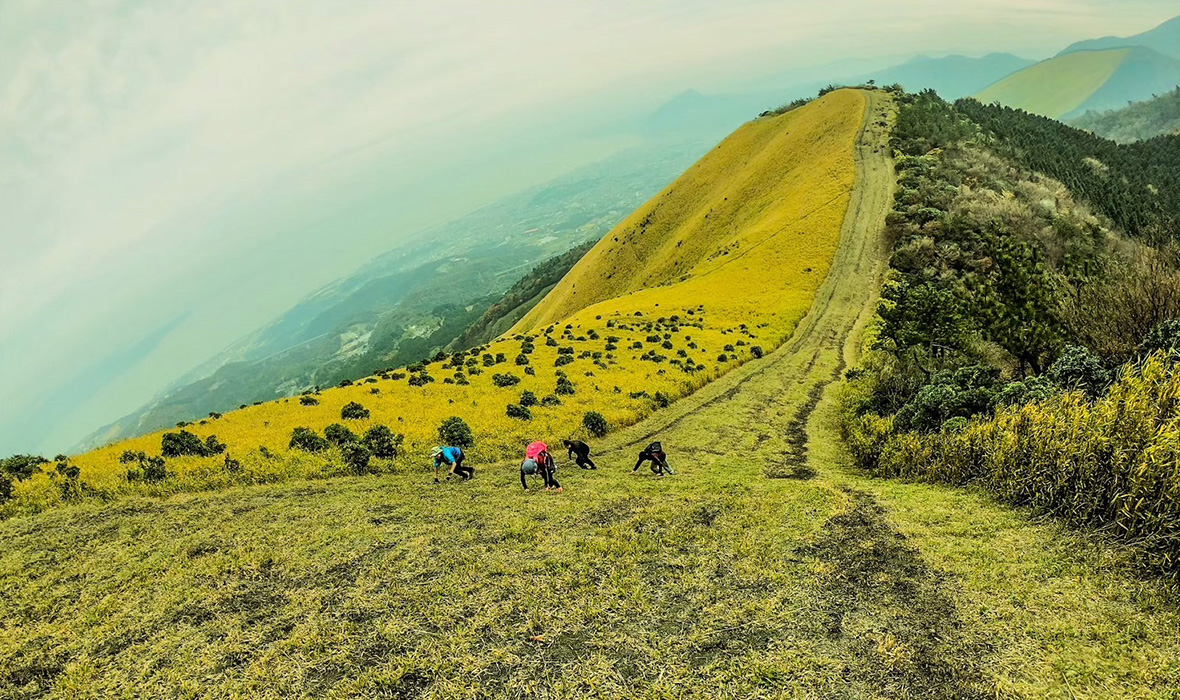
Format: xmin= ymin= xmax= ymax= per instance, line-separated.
xmin=973 ymin=15 xmax=1180 ymax=119
xmin=1059 ymin=15 xmax=1180 ymax=59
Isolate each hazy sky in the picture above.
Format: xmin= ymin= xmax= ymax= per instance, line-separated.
xmin=1 ymin=0 xmax=1176 ymax=455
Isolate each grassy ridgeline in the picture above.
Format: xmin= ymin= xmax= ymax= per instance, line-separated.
xmin=3 ymin=90 xmax=866 ymax=517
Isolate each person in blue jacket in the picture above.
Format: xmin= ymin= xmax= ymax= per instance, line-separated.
xmin=433 ymin=446 xmax=473 ymax=482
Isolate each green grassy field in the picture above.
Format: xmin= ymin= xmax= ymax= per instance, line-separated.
xmin=3 ymin=91 xmax=1178 ymax=698
xmin=974 ymin=49 xmax=1128 ymax=119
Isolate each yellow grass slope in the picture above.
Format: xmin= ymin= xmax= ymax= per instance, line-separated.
xmin=7 ymin=90 xmax=866 ymax=514
xmin=974 ymin=49 xmax=1128 ymax=119
xmin=516 ymin=89 xmax=865 ymax=338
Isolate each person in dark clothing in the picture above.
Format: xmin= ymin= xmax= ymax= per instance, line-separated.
xmin=633 ymin=441 xmax=674 ymax=476
xmin=521 ymin=448 xmax=562 ymax=491
xmin=563 ymin=439 xmax=597 ymax=469
xmin=433 ymin=446 xmax=473 ymax=482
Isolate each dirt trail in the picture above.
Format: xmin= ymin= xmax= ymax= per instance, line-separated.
xmin=603 ymin=88 xmax=895 ymax=466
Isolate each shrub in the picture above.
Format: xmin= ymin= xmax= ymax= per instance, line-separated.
xmin=554 ymin=355 xmax=574 ymax=367
xmin=1047 ymin=345 xmax=1110 ymax=397
xmin=506 ymin=404 xmax=532 ymax=421
xmin=324 ymin=423 xmax=357 ymax=446
xmin=125 ymin=452 xmax=168 ymax=483
xmin=1 ymin=454 xmax=48 ymax=480
xmin=515 ymin=354 xmax=530 ymax=366
xmin=1140 ymin=319 xmax=1180 ymax=357
xmin=583 ymin=411 xmax=609 ymax=437
xmin=300 ymin=395 xmax=319 ymax=406
xmin=363 ymin=425 xmax=403 ymax=459
xmin=540 ymin=395 xmax=562 ymax=407
xmin=161 ymin=430 xmax=209 ymax=458
xmin=492 ymin=373 xmax=521 ymax=387
xmin=340 ymin=442 xmax=372 ymax=475
xmin=555 ymin=376 xmax=576 ymax=395
xmin=290 ymin=427 xmax=330 ymax=452
xmin=751 ymin=345 xmax=764 ymax=358
xmin=438 ymin=416 xmax=475 ymax=448
xmin=717 ymin=354 xmax=729 ymax=362
xmin=341 ymin=402 xmax=370 ymax=420
xmin=653 ymin=392 xmax=671 ymax=408
xmin=856 ymin=354 xmax=1180 ymax=585
xmin=204 ymin=435 xmax=226 ymax=455
xmin=495 ymin=353 xmax=507 ymax=364
xmin=0 ymin=475 xmax=11 ymax=503
xmin=520 ymin=390 xmax=538 ymax=407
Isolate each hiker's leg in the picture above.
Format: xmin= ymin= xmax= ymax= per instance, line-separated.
xmin=521 ymin=468 xmax=529 ymax=490
xmin=633 ymin=454 xmax=646 ymax=472
xmin=584 ymin=455 xmax=597 ymax=469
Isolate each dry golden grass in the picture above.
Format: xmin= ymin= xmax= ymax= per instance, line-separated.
xmin=5 ymin=90 xmax=866 ymax=516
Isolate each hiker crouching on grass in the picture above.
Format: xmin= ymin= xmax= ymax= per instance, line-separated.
xmin=433 ymin=446 xmax=473 ymax=482
xmin=632 ymin=441 xmax=674 ymax=476
xmin=521 ymin=441 xmax=562 ymax=492
xmin=563 ymin=439 xmax=596 ymax=469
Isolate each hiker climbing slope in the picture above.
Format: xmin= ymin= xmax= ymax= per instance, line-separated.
xmin=521 ymin=441 xmax=562 ymax=491
xmin=433 ymin=445 xmax=473 ymax=482
xmin=633 ymin=441 xmax=674 ymax=476
xmin=563 ymin=439 xmax=597 ymax=469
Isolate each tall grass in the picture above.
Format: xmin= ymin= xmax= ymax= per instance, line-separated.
xmin=847 ymin=353 xmax=1180 ymax=585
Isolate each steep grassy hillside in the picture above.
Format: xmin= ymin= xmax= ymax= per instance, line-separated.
xmin=517 ymin=89 xmax=863 ymax=336
xmin=974 ymin=49 xmax=1129 ymax=118
xmin=1070 ymin=86 xmax=1180 ymax=142
xmin=974 ymin=47 xmax=1180 ymax=120
xmin=78 ymin=140 xmax=711 ymax=452
xmin=4 ymin=90 xmax=866 ymax=517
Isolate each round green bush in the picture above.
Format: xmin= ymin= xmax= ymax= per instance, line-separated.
xmin=438 ymin=416 xmax=475 ymax=448
xmin=583 ymin=411 xmax=609 ymax=437
xmin=341 ymin=402 xmax=370 ymax=420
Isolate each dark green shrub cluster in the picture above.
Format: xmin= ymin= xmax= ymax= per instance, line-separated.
xmin=492 ymin=373 xmax=521 ymax=388
xmin=341 ymin=402 xmax=370 ymax=420
xmin=363 ymin=425 xmax=403 ymax=459
xmin=506 ymin=404 xmax=532 ymax=421
xmin=161 ymin=430 xmax=226 ymax=458
xmin=324 ymin=423 xmax=356 ymax=446
xmin=290 ymin=427 xmax=330 ymax=452
xmin=582 ymin=411 xmax=609 ymax=437
xmin=438 ymin=416 xmax=474 ymax=448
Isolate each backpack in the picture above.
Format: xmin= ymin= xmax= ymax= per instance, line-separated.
xmin=521 ymin=458 xmax=538 ymax=475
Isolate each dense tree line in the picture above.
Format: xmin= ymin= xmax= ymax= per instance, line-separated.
xmin=956 ymin=96 xmax=1180 ymax=241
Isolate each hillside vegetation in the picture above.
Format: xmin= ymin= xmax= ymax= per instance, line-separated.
xmin=842 ymin=89 xmax=1180 ymax=584
xmin=517 ymin=89 xmax=862 ymax=334
xmin=2 ymin=90 xmax=866 ymax=518
xmin=78 ymin=140 xmax=711 ymax=452
xmin=1070 ymin=86 xmax=1180 ymax=142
